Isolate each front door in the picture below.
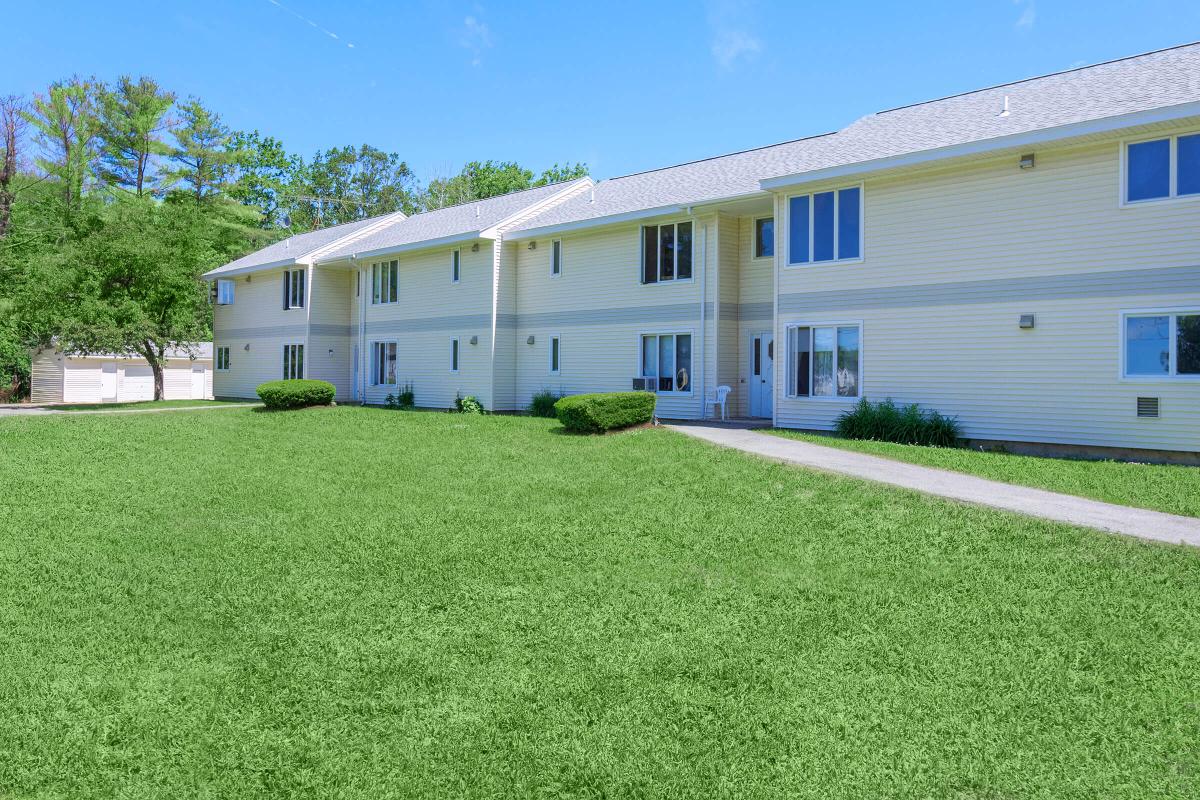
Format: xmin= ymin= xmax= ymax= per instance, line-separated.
xmin=100 ymin=361 xmax=118 ymax=401
xmin=749 ymin=333 xmax=774 ymax=418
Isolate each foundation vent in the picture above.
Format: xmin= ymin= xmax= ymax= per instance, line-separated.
xmin=1136 ymin=397 xmax=1160 ymax=418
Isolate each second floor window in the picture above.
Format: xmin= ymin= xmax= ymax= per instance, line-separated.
xmin=451 ymin=249 xmax=460 ymax=283
xmin=788 ymin=186 xmax=861 ymax=265
xmin=641 ymin=221 xmax=693 ymax=284
xmin=283 ymin=269 xmax=305 ymax=309
xmin=754 ymin=217 xmax=774 ymax=258
xmin=216 ymin=279 xmax=235 ymax=305
xmin=373 ymin=260 xmax=398 ymax=304
xmin=551 ymin=239 xmax=562 ymax=276
xmin=1126 ymin=133 xmax=1200 ymax=203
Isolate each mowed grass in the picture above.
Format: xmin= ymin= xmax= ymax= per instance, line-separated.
xmin=50 ymin=399 xmax=249 ymax=412
xmin=769 ymin=429 xmax=1200 ymax=518
xmin=1 ymin=407 xmax=1198 ymax=799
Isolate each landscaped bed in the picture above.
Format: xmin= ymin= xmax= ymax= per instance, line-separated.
xmin=0 ymin=406 xmax=1197 ymax=798
xmin=769 ymin=428 xmax=1200 ymax=518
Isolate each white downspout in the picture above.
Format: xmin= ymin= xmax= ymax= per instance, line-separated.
xmin=698 ymin=213 xmax=707 ymax=420
xmin=304 ymin=263 xmax=314 ymax=380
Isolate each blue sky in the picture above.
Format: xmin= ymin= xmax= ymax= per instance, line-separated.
xmin=8 ymin=1 xmax=1199 ymax=182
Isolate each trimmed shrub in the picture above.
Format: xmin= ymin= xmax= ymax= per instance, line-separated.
xmin=455 ymin=394 xmax=484 ymax=414
xmin=529 ymin=389 xmax=564 ymax=418
xmin=256 ymin=379 xmax=336 ymax=410
xmin=554 ymin=391 xmax=656 ymax=433
xmin=834 ymin=397 xmax=961 ymax=447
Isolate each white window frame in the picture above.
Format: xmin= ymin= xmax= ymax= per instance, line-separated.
xmin=451 ymin=249 xmax=460 ymax=284
xmin=371 ymin=340 xmax=398 ymax=386
xmin=450 ymin=337 xmax=460 ymax=373
xmin=784 ymin=321 xmax=864 ymax=401
xmin=784 ymin=183 xmax=865 ymax=267
xmin=1118 ymin=308 xmax=1200 ymax=381
xmin=282 ymin=343 xmax=304 ymax=380
xmin=216 ymin=279 xmax=235 ymax=305
xmin=216 ymin=346 xmax=230 ymax=371
xmin=549 ymin=334 xmax=560 ymax=375
xmin=639 ymin=220 xmax=695 ymax=285
xmin=1119 ymin=130 xmax=1200 ymax=208
xmin=283 ymin=268 xmax=305 ymax=310
xmin=753 ymin=216 xmax=775 ymax=260
xmin=638 ymin=330 xmax=695 ymax=395
xmin=550 ymin=239 xmax=562 ymax=277
xmin=372 ymin=260 xmax=399 ymax=305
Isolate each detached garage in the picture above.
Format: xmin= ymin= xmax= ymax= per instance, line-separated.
xmin=30 ymin=344 xmax=214 ymax=404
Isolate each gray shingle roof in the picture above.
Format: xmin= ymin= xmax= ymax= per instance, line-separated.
xmin=316 ymin=178 xmax=591 ymax=262
xmin=204 ymin=212 xmax=407 ymax=278
xmin=511 ymin=42 xmax=1200 ymax=234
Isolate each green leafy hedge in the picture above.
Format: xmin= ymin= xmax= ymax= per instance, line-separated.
xmin=256 ymin=379 xmax=336 ymax=410
xmin=554 ymin=392 xmax=656 ymax=433
xmin=834 ymin=398 xmax=960 ymax=447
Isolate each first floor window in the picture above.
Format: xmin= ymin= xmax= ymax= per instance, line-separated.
xmin=373 ymin=260 xmax=399 ymax=304
xmin=787 ymin=324 xmax=860 ymax=397
xmin=451 ymin=249 xmax=460 ymax=283
xmin=640 ymin=333 xmax=692 ymax=392
xmin=450 ymin=338 xmax=459 ymax=372
xmin=216 ymin=346 xmax=230 ymax=371
xmin=1124 ymin=311 xmax=1200 ymax=377
xmin=283 ymin=268 xmax=305 ymax=309
xmin=551 ymin=239 xmax=562 ymax=276
xmin=549 ymin=335 xmax=560 ymax=374
xmin=1126 ymin=133 xmax=1200 ymax=202
xmin=216 ymin=279 xmax=235 ymax=305
xmin=372 ymin=341 xmax=397 ymax=385
xmin=788 ymin=186 xmax=861 ymax=264
xmin=641 ymin=221 xmax=693 ymax=283
xmin=282 ymin=344 xmax=304 ymax=379
xmin=755 ymin=217 xmax=774 ymax=258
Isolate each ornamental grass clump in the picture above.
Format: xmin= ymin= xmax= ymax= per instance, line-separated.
xmin=834 ymin=397 xmax=960 ymax=447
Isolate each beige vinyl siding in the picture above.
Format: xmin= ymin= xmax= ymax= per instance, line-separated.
xmin=307 ymin=267 xmax=353 ymax=399
xmin=736 ymin=215 xmax=776 ymax=418
xmin=774 ymin=126 xmax=1200 ymax=451
xmin=491 ymin=237 xmax=519 ymax=410
xmin=359 ymin=244 xmax=493 ymax=409
xmin=213 ymin=267 xmax=307 ymax=399
xmin=30 ymin=348 xmax=64 ymax=403
xmin=712 ymin=214 xmax=740 ymax=416
xmin=511 ymin=215 xmax=714 ymax=418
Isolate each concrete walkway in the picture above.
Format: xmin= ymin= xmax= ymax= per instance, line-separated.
xmin=667 ymin=423 xmax=1200 ymax=548
xmin=0 ymin=403 xmax=258 ymax=417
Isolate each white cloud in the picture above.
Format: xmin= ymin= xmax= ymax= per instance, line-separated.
xmin=459 ymin=14 xmax=494 ymax=66
xmin=706 ymin=1 xmax=763 ymax=70
xmin=1014 ymin=0 xmax=1036 ymax=31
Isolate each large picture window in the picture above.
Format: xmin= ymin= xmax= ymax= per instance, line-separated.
xmin=788 ymin=186 xmax=862 ymax=265
xmin=282 ymin=343 xmax=304 ymax=380
xmin=641 ymin=221 xmax=693 ymax=283
xmin=1123 ymin=311 xmax=1200 ymax=378
xmin=372 ymin=341 xmax=397 ymax=385
xmin=787 ymin=324 xmax=860 ymax=398
xmin=1125 ymin=133 xmax=1200 ymax=203
xmin=283 ymin=269 xmax=305 ymax=310
xmin=640 ymin=333 xmax=692 ymax=393
xmin=372 ymin=260 xmax=399 ymax=304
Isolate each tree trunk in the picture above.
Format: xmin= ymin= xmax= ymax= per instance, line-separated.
xmin=0 ymin=95 xmax=22 ymax=239
xmin=141 ymin=340 xmax=164 ymax=400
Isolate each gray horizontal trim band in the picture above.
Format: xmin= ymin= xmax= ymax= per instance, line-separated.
xmin=514 ymin=302 xmax=709 ymax=328
xmin=779 ymin=265 xmax=1200 ymax=314
xmin=218 ymin=324 xmax=308 ymax=339
xmin=310 ymin=323 xmax=354 ymax=337
xmin=366 ymin=314 xmax=493 ymax=335
xmin=734 ymin=301 xmax=773 ymax=321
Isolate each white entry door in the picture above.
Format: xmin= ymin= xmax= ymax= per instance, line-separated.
xmin=749 ymin=333 xmax=774 ymax=418
xmin=191 ymin=365 xmax=206 ymax=399
xmin=100 ymin=362 xmax=118 ymax=401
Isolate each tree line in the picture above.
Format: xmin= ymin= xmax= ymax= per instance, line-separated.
xmin=0 ymin=75 xmax=587 ymax=400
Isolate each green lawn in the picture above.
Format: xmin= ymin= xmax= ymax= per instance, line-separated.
xmin=767 ymin=429 xmax=1200 ymax=518
xmin=1 ymin=407 xmax=1198 ymax=798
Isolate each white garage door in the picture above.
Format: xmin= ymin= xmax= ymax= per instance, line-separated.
xmin=163 ymin=366 xmax=192 ymax=400
xmin=63 ymin=361 xmax=102 ymax=403
xmin=119 ymin=365 xmax=154 ymax=402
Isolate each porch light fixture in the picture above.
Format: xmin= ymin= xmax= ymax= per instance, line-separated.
xmin=469 ymin=335 xmax=478 ymax=345
xmin=1018 ymin=153 xmax=1035 ymax=170
xmin=528 ymin=241 xmax=537 ymax=250
xmin=1018 ymin=314 xmax=1036 ymax=329
xmin=471 ymin=243 xmax=480 ymax=252
xmin=527 ymin=335 xmax=535 ymax=345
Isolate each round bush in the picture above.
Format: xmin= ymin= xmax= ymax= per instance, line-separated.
xmin=256 ymin=379 xmax=336 ymax=410
xmin=554 ymin=391 xmax=656 ymax=433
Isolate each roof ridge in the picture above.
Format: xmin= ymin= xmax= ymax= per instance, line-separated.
xmin=876 ymin=40 xmax=1200 ymax=116
xmin=600 ymin=131 xmax=839 ymax=183
xmin=410 ymin=177 xmax=592 ymax=217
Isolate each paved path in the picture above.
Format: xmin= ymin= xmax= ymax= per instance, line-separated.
xmin=667 ymin=424 xmax=1200 ymax=548
xmin=0 ymin=403 xmax=259 ymax=417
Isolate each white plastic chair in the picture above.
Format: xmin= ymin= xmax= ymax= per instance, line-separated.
xmin=703 ymin=385 xmax=732 ymax=420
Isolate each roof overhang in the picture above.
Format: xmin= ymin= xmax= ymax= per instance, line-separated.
xmin=202 ymin=256 xmax=299 ymax=280
xmin=314 ymin=230 xmax=484 ymax=265
xmin=760 ymin=100 xmax=1200 ymax=191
